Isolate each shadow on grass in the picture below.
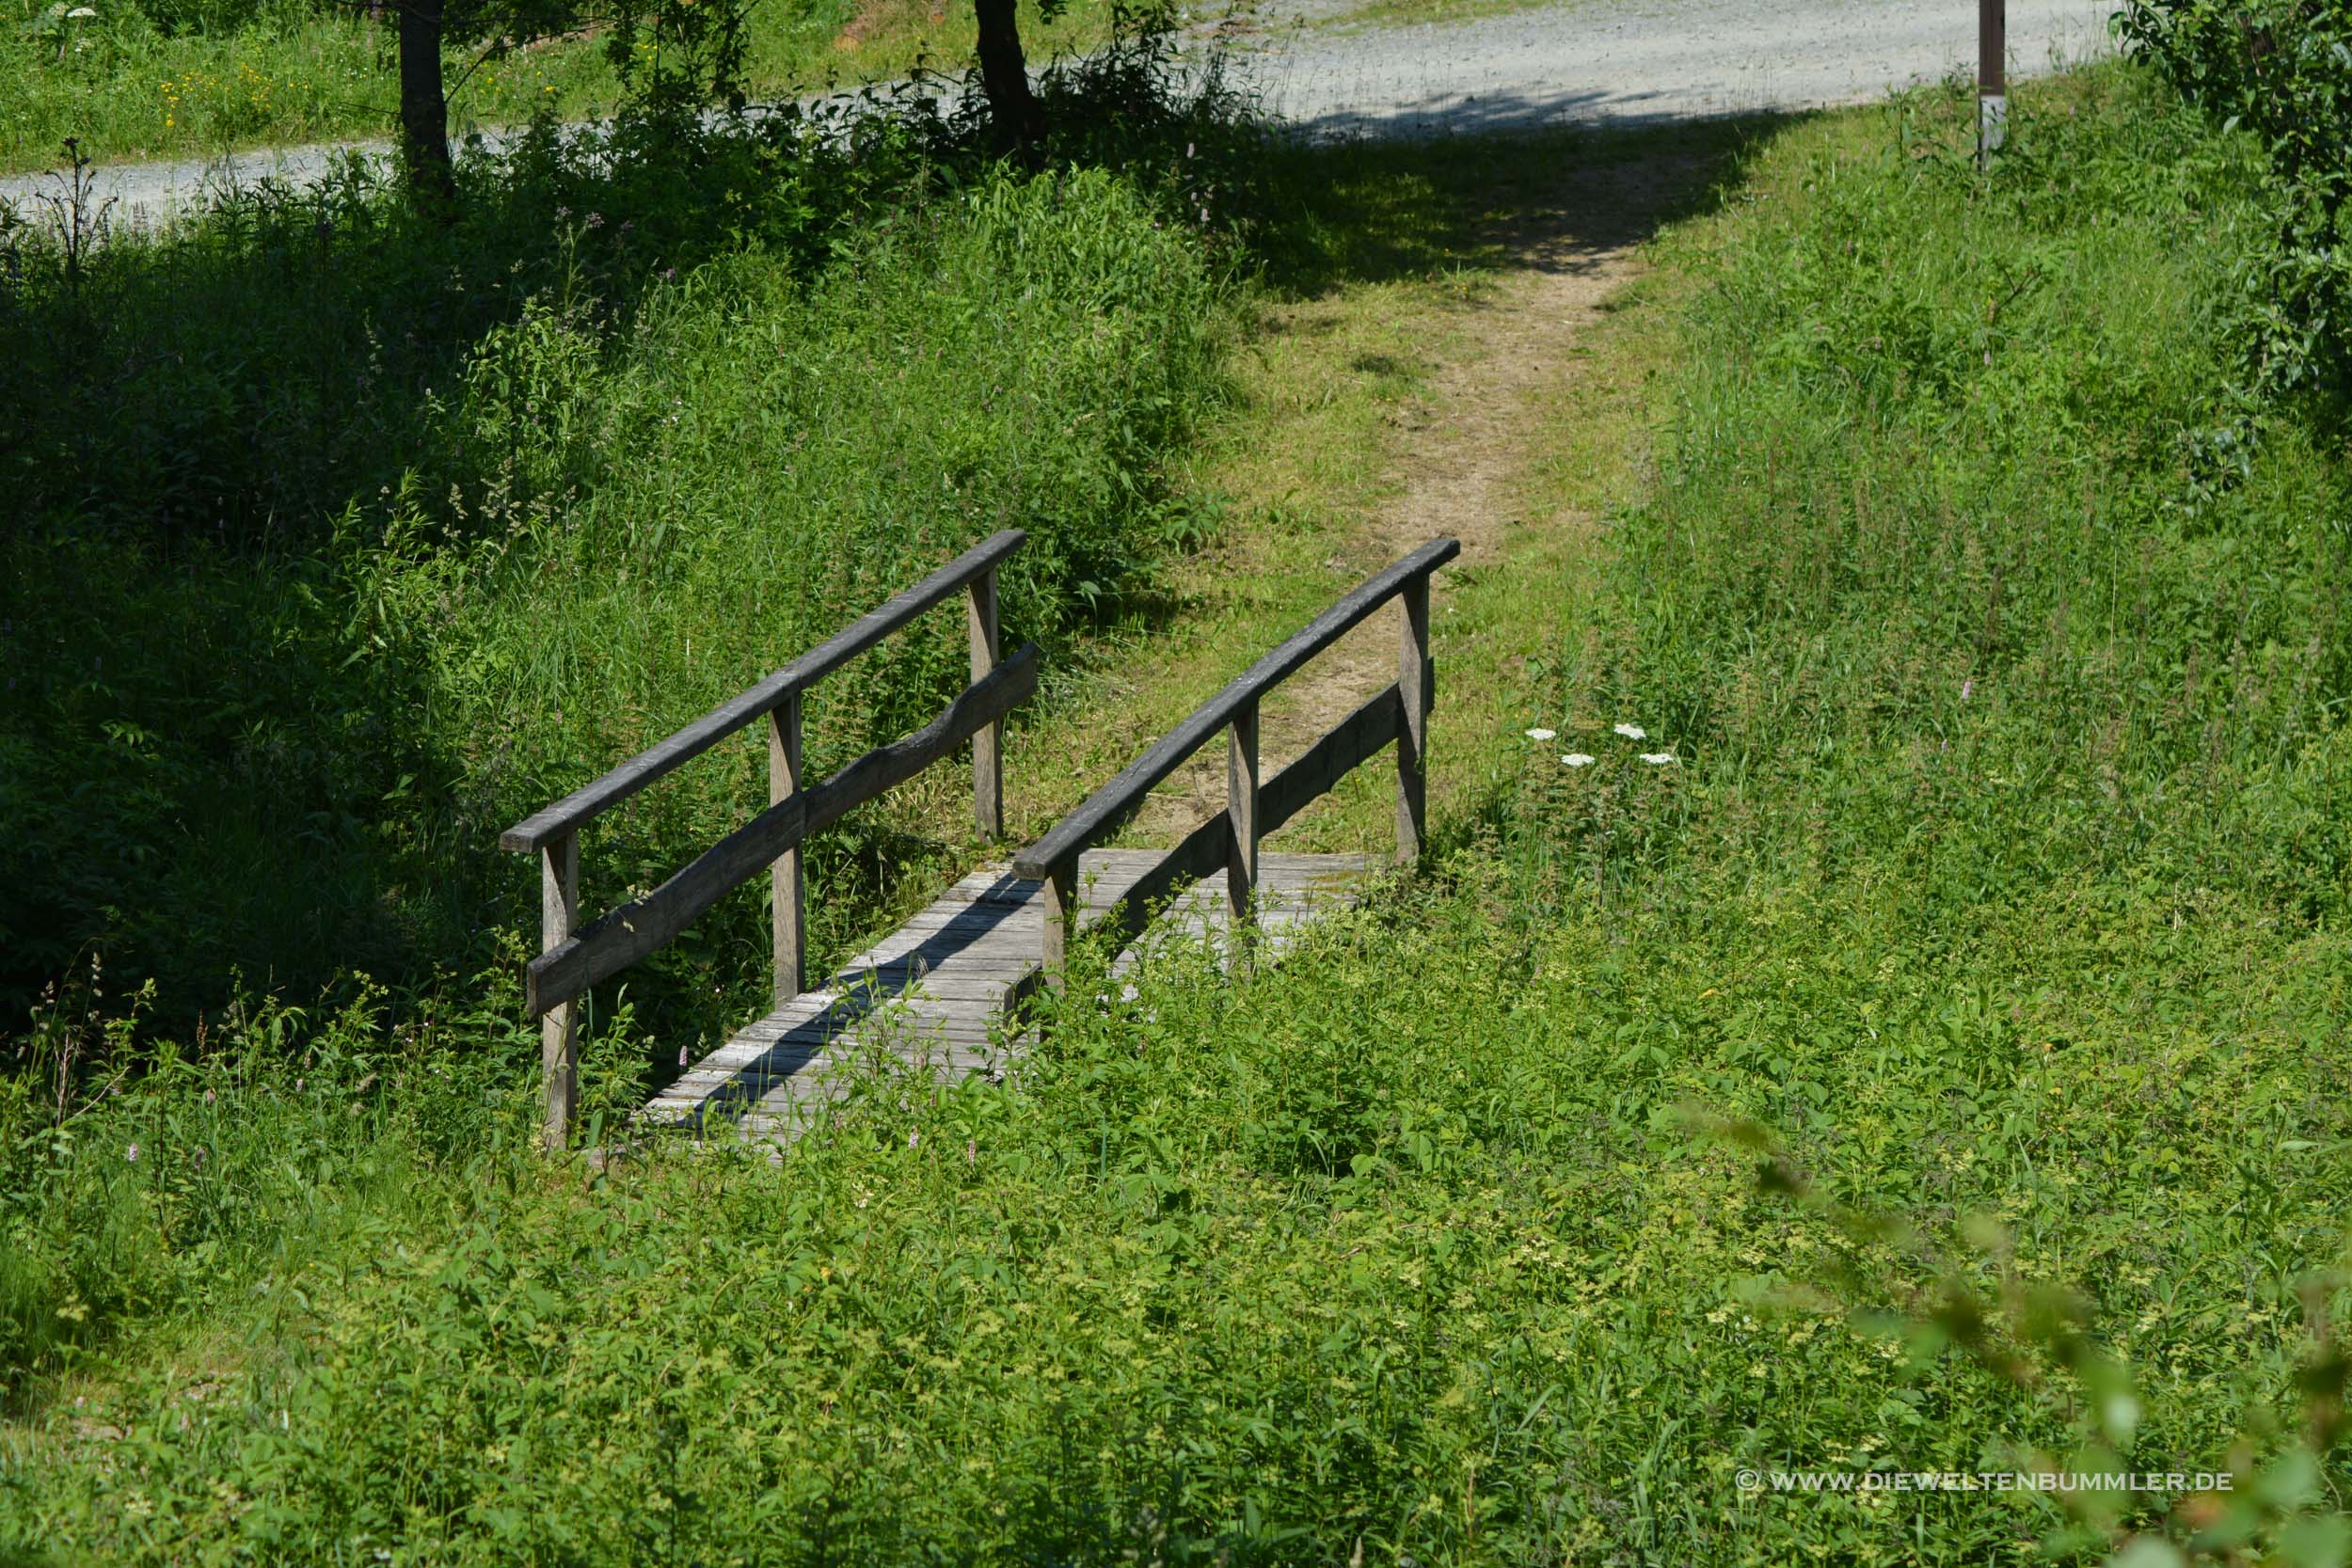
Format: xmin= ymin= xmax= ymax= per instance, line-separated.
xmin=1248 ymin=108 xmax=1801 ymax=298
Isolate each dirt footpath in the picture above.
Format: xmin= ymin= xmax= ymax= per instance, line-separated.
xmin=1130 ymin=150 xmax=1709 ymax=839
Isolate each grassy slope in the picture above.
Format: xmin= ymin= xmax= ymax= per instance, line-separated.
xmin=0 ymin=0 xmax=1118 ymax=174
xmin=6 ymin=65 xmax=2352 ymax=1566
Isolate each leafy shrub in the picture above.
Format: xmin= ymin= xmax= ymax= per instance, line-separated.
xmin=2121 ymin=0 xmax=2352 ymax=409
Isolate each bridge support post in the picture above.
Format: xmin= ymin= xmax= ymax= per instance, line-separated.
xmin=771 ymin=692 xmax=805 ymax=1005
xmin=1396 ymin=573 xmax=1430 ymax=864
xmin=541 ymin=832 xmax=579 ymax=1150
xmin=1227 ymin=696 xmax=1259 ymax=959
xmin=968 ymin=566 xmax=1003 ymax=840
xmin=1040 ymin=857 xmax=1077 ymax=988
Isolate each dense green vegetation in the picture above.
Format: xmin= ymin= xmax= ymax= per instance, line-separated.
xmin=4 ymin=49 xmax=2350 ymax=1568
xmin=0 ymin=0 xmax=1118 ymax=173
xmin=1 ymin=68 xmax=1240 ymax=1041
xmin=2122 ymin=0 xmax=2352 ymax=408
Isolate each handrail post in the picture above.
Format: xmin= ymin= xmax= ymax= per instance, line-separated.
xmin=1396 ymin=572 xmax=1430 ymax=864
xmin=1040 ymin=856 xmax=1077 ymax=989
xmin=771 ymin=692 xmax=805 ymax=1005
xmin=968 ymin=564 xmax=1002 ymax=839
xmin=541 ymin=832 xmax=580 ymax=1150
xmin=1228 ymin=695 xmax=1259 ymax=958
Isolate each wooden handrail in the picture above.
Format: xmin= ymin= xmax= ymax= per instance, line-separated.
xmin=1089 ymin=683 xmax=1404 ymax=955
xmin=500 ymin=529 xmax=1027 ymax=854
xmin=1016 ymin=538 xmax=1457 ymax=980
xmin=504 ymin=531 xmax=1030 ymax=1149
xmin=1010 ymin=536 xmax=1458 ymax=882
xmin=524 ymin=648 xmax=1038 ymax=1018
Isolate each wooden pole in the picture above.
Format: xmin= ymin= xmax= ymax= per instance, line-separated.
xmin=1396 ymin=574 xmax=1430 ymax=864
xmin=1040 ymin=857 xmax=1077 ymax=988
xmin=967 ymin=566 xmax=1002 ymax=840
xmin=771 ymin=692 xmax=804 ymax=1005
xmin=541 ymin=832 xmax=580 ymax=1150
xmin=1979 ymin=0 xmax=2007 ymax=166
xmin=1227 ymin=697 xmax=1260 ymax=948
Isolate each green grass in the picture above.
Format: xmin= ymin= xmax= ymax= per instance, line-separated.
xmin=5 ymin=58 xmax=2352 ymax=1568
xmin=1308 ymin=0 xmax=1587 ymax=36
xmin=0 ymin=0 xmax=1126 ymax=174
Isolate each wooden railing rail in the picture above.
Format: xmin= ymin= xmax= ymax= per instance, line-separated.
xmin=1012 ymin=536 xmax=1458 ymax=979
xmin=500 ymin=531 xmax=1026 ymax=854
xmin=501 ymin=530 xmax=1032 ymax=1148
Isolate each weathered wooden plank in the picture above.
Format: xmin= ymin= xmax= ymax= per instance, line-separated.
xmin=1228 ymin=698 xmax=1259 ymax=932
xmin=1039 ymin=859 xmax=1078 ymax=986
xmin=1102 ymin=810 xmax=1231 ymax=953
xmin=818 ymin=975 xmax=1022 ymax=1003
xmin=655 ymin=848 xmax=1376 ymax=1141
xmin=1012 ymin=538 xmax=1458 ymax=880
xmin=771 ymin=692 xmax=804 ymax=1005
xmin=1078 ymin=721 xmax=1395 ymax=960
xmin=794 ymin=1003 xmax=1008 ymax=1031
xmin=541 ymin=833 xmax=580 ymax=1151
xmin=968 ymin=567 xmax=1003 ymax=840
xmin=845 ymin=948 xmax=1029 ymax=977
xmin=869 ymin=905 xmax=1048 ymax=931
xmin=526 ymin=647 xmax=1039 ymax=1016
xmin=1396 ymin=574 xmax=1430 ymax=864
xmin=842 ymin=935 xmax=1041 ymax=961
xmin=501 ymin=531 xmax=1027 ymax=852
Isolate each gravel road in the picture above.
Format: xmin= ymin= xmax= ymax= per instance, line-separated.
xmin=1243 ymin=0 xmax=2115 ymax=135
xmin=1 ymin=0 xmax=2116 ymax=232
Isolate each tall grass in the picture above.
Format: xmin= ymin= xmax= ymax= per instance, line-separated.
xmin=0 ymin=83 xmax=1243 ymax=1036
xmin=1518 ymin=66 xmax=2352 ymax=923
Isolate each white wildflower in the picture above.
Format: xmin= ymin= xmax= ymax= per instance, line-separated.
xmin=1640 ymin=752 xmax=1677 ymax=766
xmin=1561 ymin=752 xmax=1597 ymax=768
xmin=1613 ymin=723 xmax=1647 ymax=740
xmin=1524 ymin=727 xmax=1557 ymax=742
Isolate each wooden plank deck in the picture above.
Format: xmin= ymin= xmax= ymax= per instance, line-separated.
xmin=642 ymin=847 xmax=1378 ymax=1143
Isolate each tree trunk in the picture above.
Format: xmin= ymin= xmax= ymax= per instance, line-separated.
xmin=973 ymin=0 xmax=1042 ymax=152
xmin=396 ymin=0 xmax=456 ymax=210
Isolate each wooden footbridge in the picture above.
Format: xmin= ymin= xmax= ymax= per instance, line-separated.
xmin=501 ymin=531 xmax=1459 ymax=1148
